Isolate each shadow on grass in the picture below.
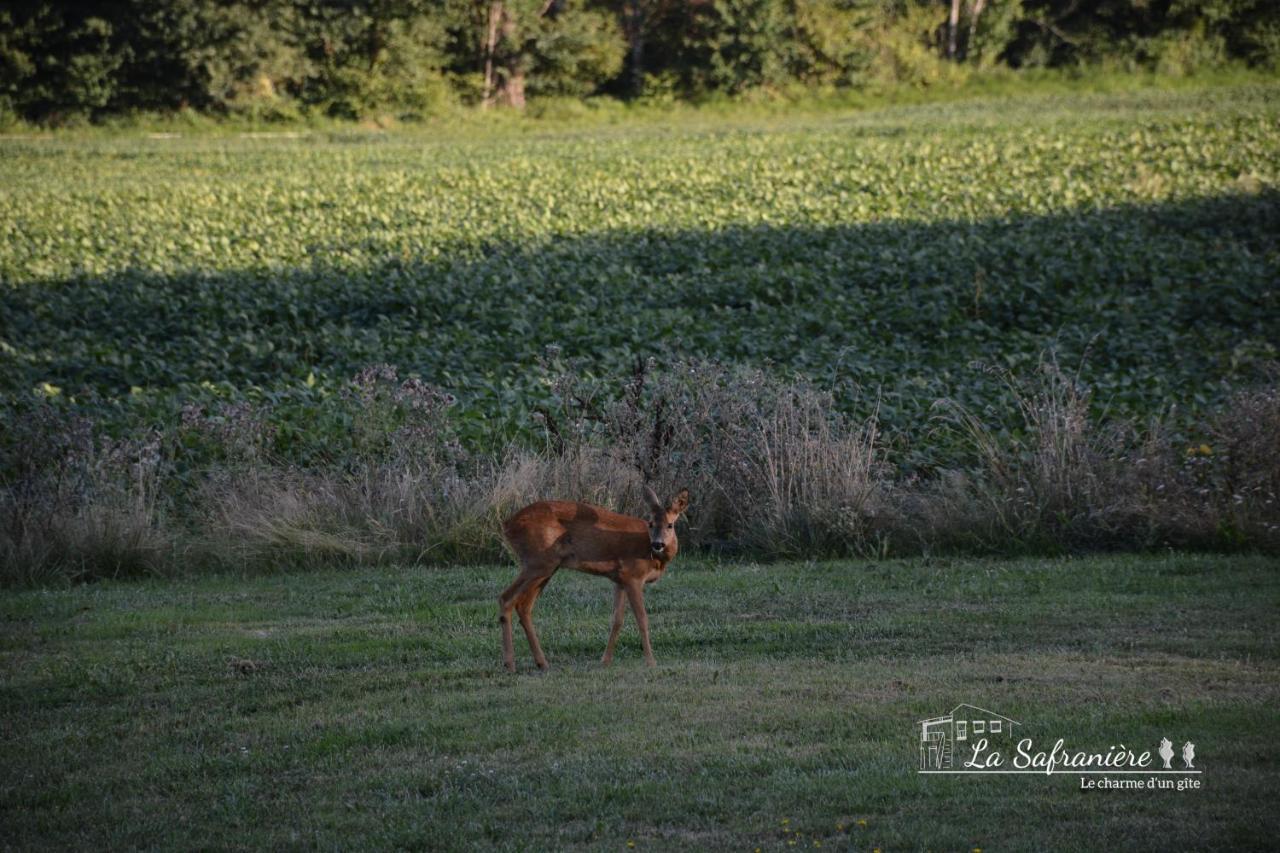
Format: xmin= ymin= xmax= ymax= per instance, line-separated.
xmin=2 ymin=190 xmax=1277 ymax=441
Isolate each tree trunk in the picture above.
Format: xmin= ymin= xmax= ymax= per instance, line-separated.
xmin=626 ymin=0 xmax=645 ymax=97
xmin=482 ymin=1 xmax=502 ymax=107
xmin=948 ymin=0 xmax=962 ymax=59
xmin=482 ymin=0 xmax=529 ymax=109
xmin=966 ymin=0 xmax=988 ymax=61
xmin=496 ymin=68 xmax=526 ymax=109
xmin=494 ymin=3 xmax=525 ymax=109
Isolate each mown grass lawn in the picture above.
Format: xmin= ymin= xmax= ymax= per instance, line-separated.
xmin=2 ymin=554 xmax=1278 ymax=850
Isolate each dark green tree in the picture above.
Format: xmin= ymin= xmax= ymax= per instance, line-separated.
xmin=0 ymin=3 xmax=122 ymax=122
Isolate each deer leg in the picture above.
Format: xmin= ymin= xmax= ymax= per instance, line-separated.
xmin=516 ymin=576 xmax=553 ymax=671
xmin=624 ymin=581 xmax=656 ymax=667
xmin=601 ymin=584 xmax=627 ymax=666
xmin=499 ymin=572 xmax=542 ymax=673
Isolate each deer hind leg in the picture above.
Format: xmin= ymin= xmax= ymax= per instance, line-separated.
xmin=498 ymin=576 xmax=524 ymax=673
xmin=499 ymin=572 xmax=542 ymax=673
xmin=499 ymin=562 xmax=556 ymax=672
xmin=601 ymin=584 xmax=627 ymax=666
xmin=516 ymin=574 xmax=554 ymax=671
xmin=624 ymin=581 xmax=656 ymax=667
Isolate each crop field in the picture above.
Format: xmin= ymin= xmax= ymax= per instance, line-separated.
xmin=2 ymin=553 xmax=1278 ymax=849
xmin=2 ymin=84 xmax=1279 ymax=457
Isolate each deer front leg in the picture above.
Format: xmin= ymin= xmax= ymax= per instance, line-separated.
xmin=624 ymin=581 xmax=656 ymax=667
xmin=517 ymin=577 xmax=551 ymax=672
xmin=601 ymin=584 xmax=627 ymax=666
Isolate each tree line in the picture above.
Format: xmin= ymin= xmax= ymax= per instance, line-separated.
xmin=2 ymin=0 xmax=1278 ymax=122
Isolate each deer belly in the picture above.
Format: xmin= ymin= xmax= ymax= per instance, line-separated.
xmin=571 ymin=558 xmax=625 ymax=578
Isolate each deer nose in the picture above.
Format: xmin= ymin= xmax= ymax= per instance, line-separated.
xmin=650 ymin=541 xmax=665 ymax=553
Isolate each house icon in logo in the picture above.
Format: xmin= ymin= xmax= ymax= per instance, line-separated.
xmin=919 ymin=704 xmax=1021 ymax=770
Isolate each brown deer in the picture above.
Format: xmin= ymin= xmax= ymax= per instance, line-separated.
xmin=499 ymin=485 xmax=690 ymax=672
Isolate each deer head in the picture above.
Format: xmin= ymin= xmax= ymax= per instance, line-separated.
xmin=643 ymin=485 xmax=690 ymax=558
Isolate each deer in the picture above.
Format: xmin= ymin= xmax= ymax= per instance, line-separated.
xmin=498 ymin=485 xmax=690 ymax=672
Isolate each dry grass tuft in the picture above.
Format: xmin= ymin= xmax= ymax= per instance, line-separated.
xmin=3 ymin=359 xmax=1277 ymax=584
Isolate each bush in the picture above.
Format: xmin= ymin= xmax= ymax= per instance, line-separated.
xmin=921 ymin=358 xmax=1137 ymax=553
xmin=3 ymin=359 xmax=1277 ymax=585
xmin=1135 ymin=377 xmax=1280 ymax=550
xmin=0 ymin=403 xmax=170 ymax=584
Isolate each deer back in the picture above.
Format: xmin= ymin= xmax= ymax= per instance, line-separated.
xmin=503 ymin=500 xmax=652 ymax=566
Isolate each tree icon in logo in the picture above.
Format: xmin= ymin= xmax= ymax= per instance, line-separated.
xmin=1158 ymin=738 xmax=1174 ymax=769
xmin=1182 ymin=742 xmax=1196 ymax=769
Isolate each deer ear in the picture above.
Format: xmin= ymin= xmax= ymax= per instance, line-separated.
xmin=667 ymin=488 xmax=690 ymax=515
xmin=642 ymin=484 xmax=663 ymax=513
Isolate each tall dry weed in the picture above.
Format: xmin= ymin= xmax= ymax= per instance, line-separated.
xmin=5 ymin=359 xmax=1277 ymax=585
xmin=0 ymin=404 xmax=170 ymax=583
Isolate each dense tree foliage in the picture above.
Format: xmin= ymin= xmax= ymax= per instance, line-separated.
xmin=1 ymin=0 xmax=1277 ymax=121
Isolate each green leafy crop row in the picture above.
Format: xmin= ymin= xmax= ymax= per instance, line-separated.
xmin=1 ymin=86 xmax=1278 ymax=469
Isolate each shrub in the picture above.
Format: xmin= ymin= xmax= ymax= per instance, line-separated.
xmin=0 ymin=403 xmax=170 ymax=584
xmin=3 ymin=359 xmax=1277 ymax=585
xmin=929 ymin=358 xmax=1134 ymax=552
xmin=1134 ymin=376 xmax=1280 ymax=550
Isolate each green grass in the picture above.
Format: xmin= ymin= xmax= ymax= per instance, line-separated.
xmin=3 ymin=67 xmax=1271 ymax=138
xmin=3 ymin=554 xmax=1278 ymax=849
xmin=3 ymin=83 xmax=1278 ymax=460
